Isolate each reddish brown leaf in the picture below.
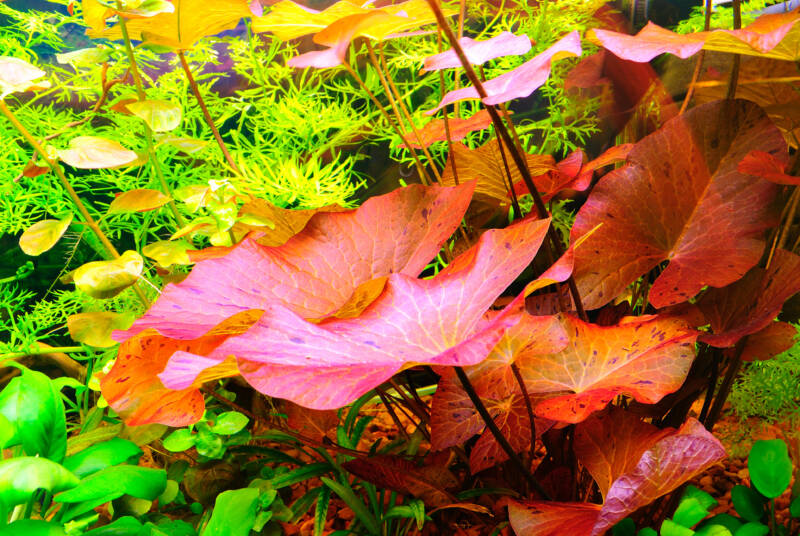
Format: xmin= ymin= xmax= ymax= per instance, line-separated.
xmin=469 ymin=394 xmax=533 ymax=474
xmin=508 ymin=501 xmax=601 ymax=536
xmin=401 ymin=109 xmax=495 ymax=149
xmin=574 ymin=407 xmax=673 ymax=499
xmin=571 ymin=99 xmax=784 ymax=310
xmin=284 ymin=401 xmax=338 ymax=442
xmin=697 ymin=248 xmax=800 ymax=347
xmin=100 ymin=310 xmax=261 ymax=426
xmin=343 ymin=455 xmax=457 ymax=506
xmin=740 ymin=322 xmax=797 ymax=361
xmin=738 ymin=150 xmax=800 ymax=185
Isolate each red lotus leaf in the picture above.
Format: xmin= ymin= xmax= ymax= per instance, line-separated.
xmin=343 ymin=455 xmax=458 ymax=507
xmin=100 ymin=310 xmax=262 ymax=426
xmin=114 ymin=183 xmax=474 ymax=342
xmin=158 ymin=216 xmax=552 ymax=410
xmin=426 ymin=31 xmax=581 ymax=114
xmin=421 ymin=31 xmax=532 ymax=71
xmin=740 ymin=321 xmax=797 ymax=361
xmin=696 ymin=248 xmax=800 ymax=347
xmin=588 ymin=10 xmax=800 ymax=63
xmin=509 ymin=418 xmax=725 ymax=536
xmin=401 ymin=109 xmax=495 ymax=149
xmin=738 ymin=150 xmax=800 ymax=185
xmin=571 ymin=99 xmax=784 ymax=310
xmin=574 ymin=407 xmax=674 ymax=499
xmin=515 ymin=313 xmax=698 ymax=423
xmin=440 ymin=140 xmax=557 ymax=203
xmin=468 ymin=394 xmax=537 ymax=474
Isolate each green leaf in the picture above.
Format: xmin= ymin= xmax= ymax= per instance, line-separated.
xmin=0 ymin=414 xmax=13 ymax=448
xmin=613 ymin=518 xmax=636 ymax=536
xmin=126 ymin=100 xmax=182 ymax=132
xmin=63 ymin=437 xmax=142 ymax=478
xmin=210 ymin=412 xmax=249 ymax=435
xmin=73 ymin=250 xmax=144 ymax=299
xmin=790 ymin=495 xmax=800 ymax=518
xmin=673 ymin=496 xmax=711 ymax=528
xmin=201 ymin=488 xmax=260 ymax=536
xmin=2 ymin=520 xmax=67 ymax=536
xmin=731 ymin=485 xmax=766 ymax=522
xmin=271 ymin=463 xmax=332 ymax=489
xmin=194 ymin=424 xmax=224 ymax=458
xmin=638 ymin=529 xmax=659 ymax=536
xmin=684 ymin=485 xmax=718 ymax=511
xmin=695 ymin=526 xmax=733 ymax=536
xmin=56 ymin=47 xmax=111 ymax=68
xmin=748 ymin=440 xmax=792 ymax=498
xmin=163 ymin=429 xmax=196 ymax=452
xmin=83 ymin=516 xmax=143 ymax=536
xmin=320 ymin=477 xmax=380 ymax=535
xmin=733 ymin=522 xmax=769 ymax=536
xmin=314 ymin=486 xmax=330 ymax=536
xmin=157 ymin=480 xmax=180 ymax=506
xmin=56 ymin=465 xmax=167 ymax=503
xmin=66 ymin=424 xmax=124 ymax=456
xmin=0 ymin=457 xmax=78 ymax=517
xmin=696 ymin=514 xmax=741 ymax=535
xmin=0 ymin=367 xmax=67 ymax=462
xmin=660 ymin=519 xmax=695 ymax=536
xmin=19 ymin=214 xmax=73 ymax=256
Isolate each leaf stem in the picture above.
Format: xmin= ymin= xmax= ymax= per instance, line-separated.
xmin=178 ymin=51 xmax=241 ymax=174
xmin=704 ymin=338 xmax=747 ymax=431
xmin=680 ymin=0 xmax=712 ymax=114
xmin=454 ymin=367 xmax=551 ymax=500
xmin=116 ymin=5 xmax=185 ymax=227
xmin=425 ymin=0 xmax=588 ymax=320
xmin=511 ymin=363 xmax=537 ymax=461
xmin=725 ymin=0 xmax=742 ymax=100
xmin=0 ymin=100 xmax=150 ymax=307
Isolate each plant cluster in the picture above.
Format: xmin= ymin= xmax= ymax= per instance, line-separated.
xmin=2 ymin=0 xmax=800 ymax=535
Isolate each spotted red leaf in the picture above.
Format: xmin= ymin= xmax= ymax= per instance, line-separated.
xmin=422 ymin=31 xmax=532 ymax=71
xmin=343 ymin=455 xmax=457 ymax=506
xmin=697 ymin=248 xmax=800 ymax=347
xmin=571 ymin=99 xmax=784 ymax=310
xmin=740 ymin=321 xmax=797 ymax=361
xmin=589 ymin=10 xmax=800 ymax=63
xmin=426 ymin=31 xmax=581 ymax=113
xmin=514 ymin=313 xmax=698 ymax=423
xmin=158 ymin=217 xmax=551 ymax=410
xmin=114 ymin=183 xmax=474 ymax=342
xmin=509 ymin=418 xmax=725 ymax=536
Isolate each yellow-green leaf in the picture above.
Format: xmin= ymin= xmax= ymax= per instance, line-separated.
xmin=73 ymin=251 xmax=144 ymax=299
xmin=57 ymin=136 xmax=137 ymax=169
xmin=55 ymin=47 xmax=111 ymax=68
xmin=67 ymin=312 xmax=135 ymax=347
xmin=251 ymin=0 xmax=368 ymax=41
xmin=157 ymin=135 xmax=209 ymax=153
xmin=19 ymin=214 xmax=73 ymax=256
xmin=142 ymin=240 xmax=194 ymax=267
xmin=126 ymin=99 xmax=182 ymax=132
xmin=108 ymin=189 xmax=171 ymax=214
xmin=0 ymin=56 xmax=51 ymax=98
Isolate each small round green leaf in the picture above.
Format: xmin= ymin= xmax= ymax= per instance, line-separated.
xmin=201 ymin=488 xmax=260 ymax=536
xmin=210 ymin=411 xmax=249 ymax=435
xmin=660 ymin=519 xmax=695 ymax=536
xmin=696 ymin=514 xmax=742 ymax=535
xmin=163 ymin=429 xmax=196 ymax=452
xmin=19 ymin=214 xmax=73 ymax=256
xmin=67 ymin=311 xmax=135 ymax=347
xmin=734 ymin=522 xmax=769 ymax=536
xmin=748 ymin=439 xmax=792 ymax=499
xmin=790 ymin=495 xmax=800 ymax=518
xmin=126 ymin=99 xmax=182 ymax=132
xmin=731 ymin=485 xmax=765 ymax=522
xmin=674 ymin=496 xmax=712 ymax=528
xmin=73 ymin=250 xmax=143 ymax=299
xmin=637 ymin=529 xmax=658 ymax=536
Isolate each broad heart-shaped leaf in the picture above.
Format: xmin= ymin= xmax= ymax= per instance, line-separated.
xmin=57 ymin=136 xmax=137 ymax=169
xmin=422 ymin=31 xmax=532 ymax=71
xmin=201 ymin=488 xmax=260 ymax=536
xmin=571 ymin=99 xmax=784 ymax=310
xmin=508 ymin=419 xmax=725 ymax=536
xmin=696 ymin=248 xmax=800 ymax=347
xmin=100 ymin=310 xmax=260 ymax=426
xmin=86 ymin=0 xmax=253 ymax=49
xmin=115 ymin=183 xmax=474 ymax=342
xmin=19 ymin=213 xmax=73 ymax=256
xmin=0 ymin=56 xmax=50 ymax=98
xmin=108 ymin=189 xmax=172 ymax=214
xmin=748 ymin=439 xmax=792 ymax=499
xmin=426 ymin=31 xmax=581 ymax=114
xmin=738 ymin=150 xmax=800 ymax=186
xmin=125 ymin=100 xmax=182 ymax=132
xmin=401 ymin=109 xmax=494 ymax=149
xmin=73 ymin=250 xmax=143 ymax=299
xmin=0 ymin=368 xmax=67 ymax=462
xmin=159 ymin=216 xmax=551 ymax=410
xmin=573 ymin=407 xmax=674 ymax=500
xmin=515 ymin=313 xmax=698 ymax=423
xmin=343 ymin=455 xmax=458 ymax=507
xmin=588 ymin=10 xmax=800 ymax=62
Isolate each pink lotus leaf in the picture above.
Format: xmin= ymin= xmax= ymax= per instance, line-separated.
xmin=421 ymin=31 xmax=532 ymax=71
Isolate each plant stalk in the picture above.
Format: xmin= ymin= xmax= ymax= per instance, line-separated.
xmin=454 ymin=367 xmax=551 ymax=500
